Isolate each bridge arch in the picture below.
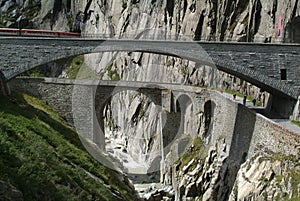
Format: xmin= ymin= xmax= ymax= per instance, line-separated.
xmin=94 ymin=83 xmax=164 ymax=117
xmin=91 ymin=85 xmax=164 ymax=174
xmin=174 ymin=94 xmax=194 ymax=113
xmin=173 ymin=94 xmax=195 ymax=138
xmin=203 ymin=100 xmax=216 ymax=138
xmin=94 ymin=85 xmax=163 ymax=138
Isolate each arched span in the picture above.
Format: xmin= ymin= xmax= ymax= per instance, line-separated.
xmin=94 ymin=86 xmax=162 ymax=120
xmin=172 ymin=94 xmax=194 ymax=139
xmin=0 ymin=38 xmax=298 ymax=99
xmin=203 ymin=100 xmax=216 ymax=137
xmin=93 ymin=85 xmax=163 ymax=145
xmin=93 ymin=86 xmax=164 ymax=174
xmin=175 ymin=94 xmax=193 ymax=113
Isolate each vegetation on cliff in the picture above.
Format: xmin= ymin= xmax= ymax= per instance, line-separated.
xmin=0 ymin=91 xmax=138 ymax=201
xmin=176 ymin=136 xmax=206 ymax=171
xmin=292 ymin=120 xmax=300 ymax=127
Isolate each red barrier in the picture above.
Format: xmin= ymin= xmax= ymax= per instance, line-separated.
xmin=0 ymin=28 xmax=81 ymax=38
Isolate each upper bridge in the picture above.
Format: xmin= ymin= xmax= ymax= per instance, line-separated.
xmin=0 ymin=37 xmax=300 ymax=100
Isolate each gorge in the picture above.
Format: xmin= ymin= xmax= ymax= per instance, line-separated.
xmin=0 ymin=0 xmax=300 ymax=200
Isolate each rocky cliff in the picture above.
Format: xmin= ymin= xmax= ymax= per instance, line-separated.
xmin=1 ymin=0 xmax=300 ymax=200
xmin=167 ymin=134 xmax=300 ymax=200
xmin=2 ymin=0 xmax=299 ymax=41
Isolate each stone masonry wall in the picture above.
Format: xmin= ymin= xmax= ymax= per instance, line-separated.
xmin=9 ymin=78 xmax=75 ymax=123
xmin=204 ymin=90 xmax=299 ymax=159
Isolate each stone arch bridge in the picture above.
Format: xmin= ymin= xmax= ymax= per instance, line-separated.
xmin=9 ymin=78 xmax=213 ymax=153
xmin=0 ymin=37 xmax=300 ymax=98
xmin=10 ymin=78 xmax=299 ymax=176
xmin=1 ymin=37 xmax=300 ymax=117
xmin=10 ymin=78 xmax=206 ymax=145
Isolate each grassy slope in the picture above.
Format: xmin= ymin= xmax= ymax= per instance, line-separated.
xmin=292 ymin=120 xmax=300 ymax=127
xmin=0 ymin=92 xmax=138 ymax=201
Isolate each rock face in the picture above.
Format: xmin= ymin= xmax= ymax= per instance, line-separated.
xmin=228 ymin=155 xmax=299 ymax=201
xmin=1 ymin=0 xmax=300 ymax=42
xmin=1 ymin=0 xmax=300 ymax=200
xmin=166 ymin=136 xmax=300 ymax=201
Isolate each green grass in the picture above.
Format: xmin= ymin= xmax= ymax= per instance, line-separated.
xmin=292 ymin=120 xmax=300 ymax=127
xmin=19 ymin=67 xmax=46 ymax=78
xmin=21 ymin=55 xmax=120 ymax=80
xmin=0 ymin=91 xmax=138 ymax=201
xmin=67 ymin=55 xmax=102 ymax=79
xmin=106 ymin=61 xmax=121 ymax=81
xmin=18 ymin=56 xmax=100 ymax=79
xmin=177 ymin=136 xmax=205 ymax=171
xmin=66 ymin=56 xmax=84 ymax=78
xmin=288 ymin=170 xmax=300 ymax=200
xmin=224 ymin=89 xmax=262 ymax=106
xmin=224 ymin=88 xmax=245 ymax=98
xmin=67 ymin=15 xmax=73 ymax=30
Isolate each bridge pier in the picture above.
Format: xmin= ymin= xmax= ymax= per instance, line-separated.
xmin=0 ymin=71 xmax=11 ymax=96
xmin=160 ymin=89 xmax=172 ymax=183
xmin=72 ymin=85 xmax=106 ymax=150
xmin=92 ymin=112 xmax=105 ymax=149
xmin=92 ymin=87 xmax=106 ymax=150
xmin=161 ymin=89 xmax=172 ymax=112
xmin=268 ymin=94 xmax=297 ymax=118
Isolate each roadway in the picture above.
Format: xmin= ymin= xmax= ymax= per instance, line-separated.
xmin=221 ymin=91 xmax=300 ymax=134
